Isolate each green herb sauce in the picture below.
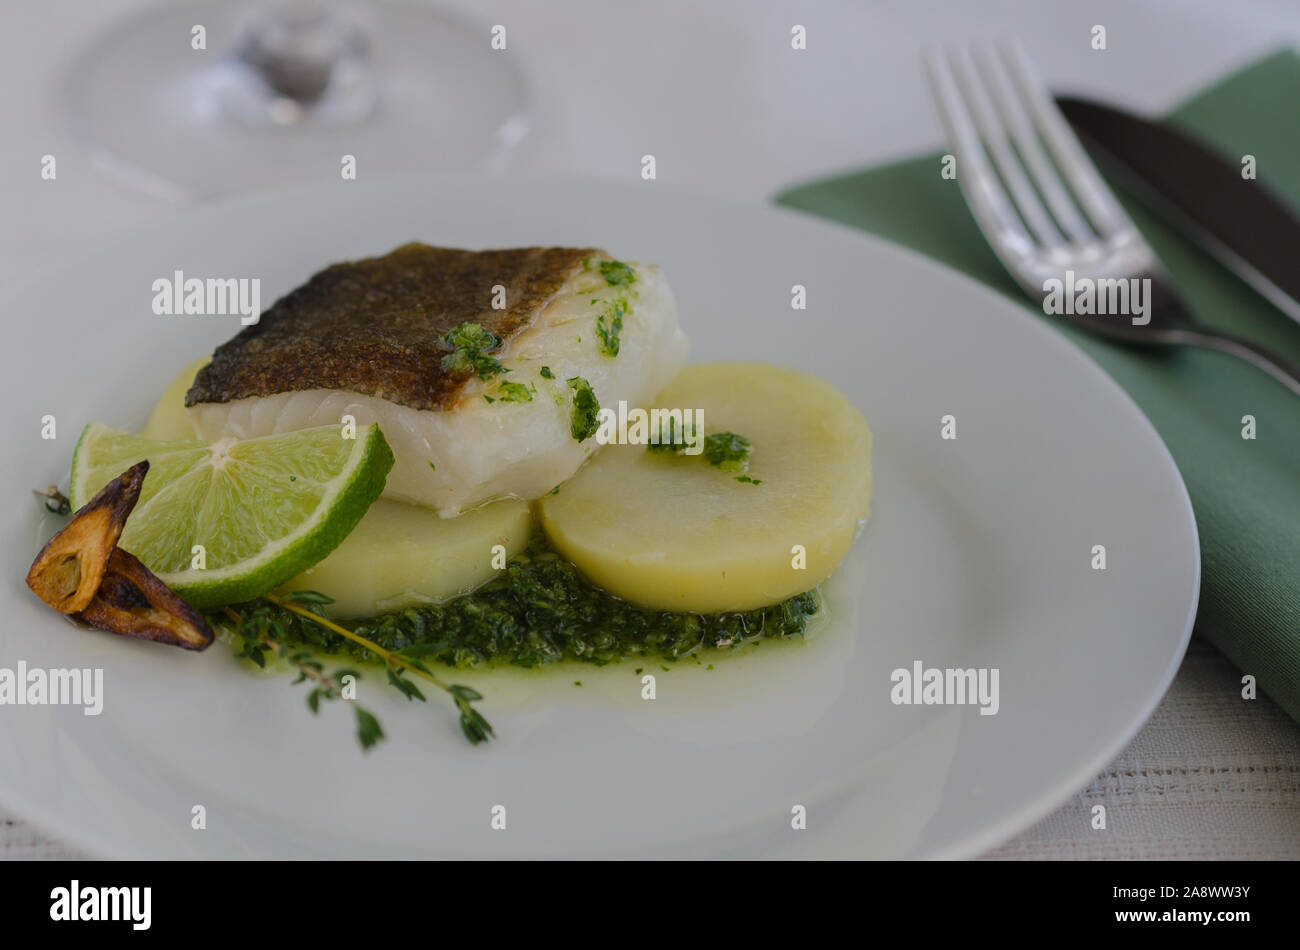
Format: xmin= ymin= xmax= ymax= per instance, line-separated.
xmin=287 ymin=536 xmax=821 ymax=669
xmin=567 ymin=375 xmax=600 ymax=441
xmin=584 ymin=256 xmax=637 ymax=288
xmin=442 ymin=321 xmax=505 ymax=380
xmin=647 ymin=417 xmax=696 ymax=452
xmin=648 ymin=427 xmax=754 ymax=475
xmin=703 ymin=431 xmax=752 ymax=472
xmin=595 ymin=297 xmax=626 ymax=356
xmin=597 ymin=259 xmax=637 ymax=287
xmin=494 ymin=380 xmax=534 ymax=403
xmin=581 ymin=257 xmax=635 ymax=358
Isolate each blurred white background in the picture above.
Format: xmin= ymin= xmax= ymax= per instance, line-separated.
xmin=4 ymin=0 xmax=1299 ymax=287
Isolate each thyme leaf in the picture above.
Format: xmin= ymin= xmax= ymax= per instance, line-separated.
xmin=220 ymin=601 xmax=386 ymax=751
xmin=211 ymin=591 xmax=495 ymax=749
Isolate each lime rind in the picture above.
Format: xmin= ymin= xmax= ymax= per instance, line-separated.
xmin=69 ymin=422 xmax=394 ymax=609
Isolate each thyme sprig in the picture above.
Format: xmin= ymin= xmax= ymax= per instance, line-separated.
xmin=221 ymin=599 xmax=384 ymax=749
xmin=216 ymin=591 xmax=494 ymax=748
xmin=34 ymin=485 xmax=72 ymax=516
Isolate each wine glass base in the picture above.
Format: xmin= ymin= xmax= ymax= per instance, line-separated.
xmin=65 ymin=0 xmax=530 ymax=200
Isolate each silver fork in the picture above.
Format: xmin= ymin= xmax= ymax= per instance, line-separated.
xmin=925 ymin=40 xmax=1300 ymax=397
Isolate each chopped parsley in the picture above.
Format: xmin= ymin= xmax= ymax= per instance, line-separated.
xmin=442 ymin=321 xmax=505 ymax=380
xmin=539 ymin=365 xmax=555 ymax=379
xmin=427 ymin=461 xmax=436 ymax=471
xmin=567 ymin=376 xmax=600 ymax=441
xmin=734 ymin=475 xmax=762 ymax=485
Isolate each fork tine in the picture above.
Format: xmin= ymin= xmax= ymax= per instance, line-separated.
xmin=976 ymin=44 xmax=1095 ymax=245
xmin=948 ymin=45 xmax=1066 ymax=250
xmin=923 ymin=49 xmax=1037 ymax=262
xmin=1000 ymin=38 xmax=1135 ymax=238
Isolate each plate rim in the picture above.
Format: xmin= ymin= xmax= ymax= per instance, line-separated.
xmin=0 ymin=174 xmax=1201 ymax=859
xmin=762 ymin=197 xmax=1201 ymax=859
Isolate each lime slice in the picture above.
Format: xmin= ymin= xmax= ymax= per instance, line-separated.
xmin=69 ymin=422 xmax=394 ymax=609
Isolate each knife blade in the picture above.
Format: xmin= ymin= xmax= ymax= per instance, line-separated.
xmin=1056 ymin=95 xmax=1300 ymax=326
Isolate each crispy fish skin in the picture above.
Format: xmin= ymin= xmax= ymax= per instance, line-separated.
xmin=186 ymin=244 xmax=599 ymax=411
xmin=187 ymin=244 xmax=690 ymax=514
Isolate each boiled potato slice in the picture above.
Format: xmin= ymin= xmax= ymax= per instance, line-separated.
xmin=277 ymin=497 xmax=531 ymax=618
xmin=540 ymin=362 xmax=871 ymax=613
xmin=141 ymin=355 xmax=209 ymax=440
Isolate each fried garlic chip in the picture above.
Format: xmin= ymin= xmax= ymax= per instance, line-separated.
xmin=26 ymin=461 xmax=148 ymax=613
xmin=77 ymin=549 xmax=214 ymax=651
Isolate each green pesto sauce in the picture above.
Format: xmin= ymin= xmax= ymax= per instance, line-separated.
xmin=648 ymin=427 xmax=754 ymax=476
xmin=493 ymin=380 xmax=534 ymax=403
xmin=584 ymin=256 xmax=637 ymax=288
xmin=582 ymin=257 xmax=635 ymax=357
xmin=597 ymin=259 xmax=636 ymax=286
xmin=702 ymin=431 xmax=751 ymax=471
xmin=293 ymin=535 xmax=821 ymax=669
xmin=566 ymin=375 xmax=600 ymax=441
xmin=595 ymin=297 xmax=626 ymax=356
xmin=442 ymin=321 xmax=505 ymax=380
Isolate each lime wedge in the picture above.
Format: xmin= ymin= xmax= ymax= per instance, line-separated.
xmin=69 ymin=422 xmax=394 ymax=609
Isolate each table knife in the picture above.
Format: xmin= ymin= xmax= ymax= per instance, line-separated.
xmin=1056 ymin=95 xmax=1300 ymax=326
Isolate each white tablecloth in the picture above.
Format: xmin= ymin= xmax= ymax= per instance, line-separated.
xmin=985 ymin=638 xmax=1300 ymax=860
xmin=3 ymin=0 xmax=1299 ymax=860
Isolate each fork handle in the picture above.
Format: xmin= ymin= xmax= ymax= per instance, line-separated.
xmin=1173 ymin=329 xmax=1300 ymax=398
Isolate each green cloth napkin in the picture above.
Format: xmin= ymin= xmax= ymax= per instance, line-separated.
xmin=778 ymin=50 xmax=1300 ymax=723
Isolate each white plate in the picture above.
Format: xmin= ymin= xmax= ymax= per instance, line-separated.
xmin=0 ymin=177 xmax=1198 ymax=858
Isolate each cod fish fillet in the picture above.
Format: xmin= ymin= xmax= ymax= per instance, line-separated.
xmin=186 ymin=243 xmax=688 ymax=516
